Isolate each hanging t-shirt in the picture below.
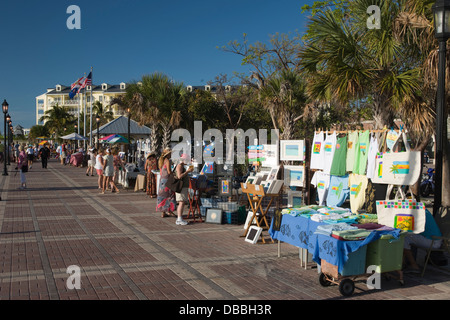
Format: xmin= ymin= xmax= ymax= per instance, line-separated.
xmin=366 ymin=135 xmax=379 ymax=180
xmin=326 ymin=174 xmax=349 ymax=208
xmin=323 ymin=131 xmax=337 ymax=174
xmin=330 ymin=135 xmax=348 ymax=176
xmin=353 ymin=130 xmax=370 ymax=175
xmin=310 ymin=131 xmax=325 ymax=170
xmin=311 ymin=171 xmax=330 ymax=206
xmin=346 ymin=131 xmax=358 ymax=172
xmin=348 ymin=173 xmax=368 ymax=213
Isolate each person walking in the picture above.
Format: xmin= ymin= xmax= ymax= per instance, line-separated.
xmin=26 ymin=145 xmax=34 ymax=169
xmin=174 ymin=153 xmax=193 ymax=226
xmin=61 ymin=144 xmax=67 ymax=165
xmin=102 ymin=148 xmax=119 ymax=194
xmin=156 ymin=148 xmax=176 ymax=218
xmin=94 ymin=148 xmax=105 ymax=190
xmin=39 ymin=143 xmax=51 ymax=169
xmin=17 ymin=145 xmax=28 ymax=190
xmin=112 ymin=148 xmax=124 ymax=189
xmin=144 ymin=151 xmax=158 ymax=198
xmin=86 ymin=147 xmax=96 ymax=176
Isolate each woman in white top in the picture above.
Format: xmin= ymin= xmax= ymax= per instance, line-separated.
xmin=26 ymin=145 xmax=34 ymax=169
xmin=94 ymin=148 xmax=104 ymax=190
xmin=85 ymin=148 xmax=96 ymax=176
xmin=102 ymin=149 xmax=119 ymax=194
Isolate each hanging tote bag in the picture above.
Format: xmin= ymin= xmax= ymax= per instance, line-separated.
xmin=374 ymin=131 xmax=421 ymax=186
xmin=376 ymin=185 xmax=426 ymax=234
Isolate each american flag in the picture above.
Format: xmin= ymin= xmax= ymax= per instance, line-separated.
xmin=80 ymin=71 xmax=92 ymax=89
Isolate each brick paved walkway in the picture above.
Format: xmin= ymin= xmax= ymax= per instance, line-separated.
xmin=0 ymin=159 xmax=449 ymax=302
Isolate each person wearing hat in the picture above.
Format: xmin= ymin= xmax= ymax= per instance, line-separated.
xmin=86 ymin=147 xmax=96 ymax=176
xmin=156 ymin=148 xmax=177 ymax=217
xmin=173 ymin=153 xmax=194 ymax=226
xmin=145 ymin=151 xmax=158 ymax=198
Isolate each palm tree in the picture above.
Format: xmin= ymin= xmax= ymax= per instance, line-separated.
xmin=121 ymin=73 xmax=186 ymax=155
xmin=258 ymin=69 xmax=308 ymax=139
xmin=298 ymin=1 xmax=422 ymax=129
xmin=92 ymin=101 xmax=114 ymax=126
xmin=392 ymin=0 xmax=450 ymax=216
xmin=39 ymin=104 xmax=74 ymax=138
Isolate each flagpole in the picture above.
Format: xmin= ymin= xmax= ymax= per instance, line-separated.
xmin=84 ymin=79 xmax=87 ymax=149
xmin=90 ymin=66 xmax=93 ymax=147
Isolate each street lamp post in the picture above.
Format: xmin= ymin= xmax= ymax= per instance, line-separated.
xmin=432 ymin=0 xmax=450 ymax=215
xmin=127 ymin=107 xmax=131 ymax=163
xmin=6 ymin=114 xmax=10 ymax=166
xmin=2 ymin=100 xmax=8 ymax=176
xmin=95 ymin=114 xmax=100 ymax=150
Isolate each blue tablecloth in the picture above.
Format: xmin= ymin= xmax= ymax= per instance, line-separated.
xmin=269 ymin=214 xmax=401 ymax=274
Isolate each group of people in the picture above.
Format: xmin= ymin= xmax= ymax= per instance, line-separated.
xmin=152 ymin=148 xmax=193 ymax=226
xmin=86 ymin=146 xmax=124 ymax=194
xmin=4 ymin=142 xmax=52 ymax=190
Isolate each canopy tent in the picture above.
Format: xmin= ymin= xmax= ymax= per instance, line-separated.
xmin=90 ymin=116 xmax=151 ymax=137
xmin=100 ymin=134 xmax=129 ymax=144
xmin=38 ymin=140 xmax=48 ymax=145
xmin=60 ymin=132 xmax=88 ymax=141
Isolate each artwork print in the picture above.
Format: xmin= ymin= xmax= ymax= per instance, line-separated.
xmin=280 ymin=140 xmax=305 ymax=161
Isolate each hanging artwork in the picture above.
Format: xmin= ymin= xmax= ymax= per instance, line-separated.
xmin=280 ymin=140 xmax=305 ymax=161
xmin=284 ymin=165 xmax=305 ymax=187
xmin=218 ymin=178 xmax=232 ymax=196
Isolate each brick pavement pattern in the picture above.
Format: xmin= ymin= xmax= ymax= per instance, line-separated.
xmin=0 ymin=159 xmax=449 ymax=300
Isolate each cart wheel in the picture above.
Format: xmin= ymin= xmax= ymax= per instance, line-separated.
xmin=339 ymin=279 xmax=355 ymax=297
xmin=319 ymin=273 xmax=332 ymax=287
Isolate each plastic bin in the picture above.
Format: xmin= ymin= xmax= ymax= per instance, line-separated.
xmin=365 ymin=233 xmax=406 ymax=273
xmin=222 ymin=206 xmax=246 ymax=224
xmin=321 ymin=245 xmax=368 ymax=278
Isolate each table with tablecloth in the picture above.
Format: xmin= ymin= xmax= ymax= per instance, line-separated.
xmin=269 ymin=214 xmax=401 ymax=274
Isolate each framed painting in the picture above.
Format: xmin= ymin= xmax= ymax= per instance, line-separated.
xmin=288 ymin=190 xmax=303 ymax=207
xmin=280 ymin=140 xmax=305 ymax=161
xmin=206 ymin=208 xmax=223 ymax=224
xmin=266 ymin=166 xmax=280 ymax=182
xmin=245 ymin=226 xmax=263 ymax=244
xmin=267 ymin=180 xmax=284 ymax=194
xmin=218 ymin=178 xmax=232 ymax=196
xmin=284 ymin=165 xmax=305 ymax=187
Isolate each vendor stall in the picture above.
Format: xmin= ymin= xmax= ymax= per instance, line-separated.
xmin=269 ymin=205 xmax=406 ymax=296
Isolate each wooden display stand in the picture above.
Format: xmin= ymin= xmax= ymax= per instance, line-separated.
xmin=240 ymin=183 xmax=278 ymax=244
xmin=186 ymin=178 xmax=204 ymax=223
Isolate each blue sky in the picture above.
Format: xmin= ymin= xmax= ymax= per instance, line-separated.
xmin=0 ymin=0 xmax=316 ymax=129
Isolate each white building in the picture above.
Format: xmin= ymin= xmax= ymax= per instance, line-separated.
xmin=36 ymin=82 xmax=129 ymax=125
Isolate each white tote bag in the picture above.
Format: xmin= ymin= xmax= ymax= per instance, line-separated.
xmin=376 ymin=185 xmax=426 ymax=234
xmin=371 ymin=132 xmax=421 ymax=186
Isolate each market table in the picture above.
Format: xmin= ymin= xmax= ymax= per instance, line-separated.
xmin=269 ymin=214 xmax=401 ymax=274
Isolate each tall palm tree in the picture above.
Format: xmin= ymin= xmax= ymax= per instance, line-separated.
xmin=259 ymin=69 xmax=308 ymax=139
xmin=39 ymin=104 xmax=74 ymax=138
xmin=298 ymin=0 xmax=422 ymax=129
xmin=92 ymin=101 xmax=114 ymax=126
